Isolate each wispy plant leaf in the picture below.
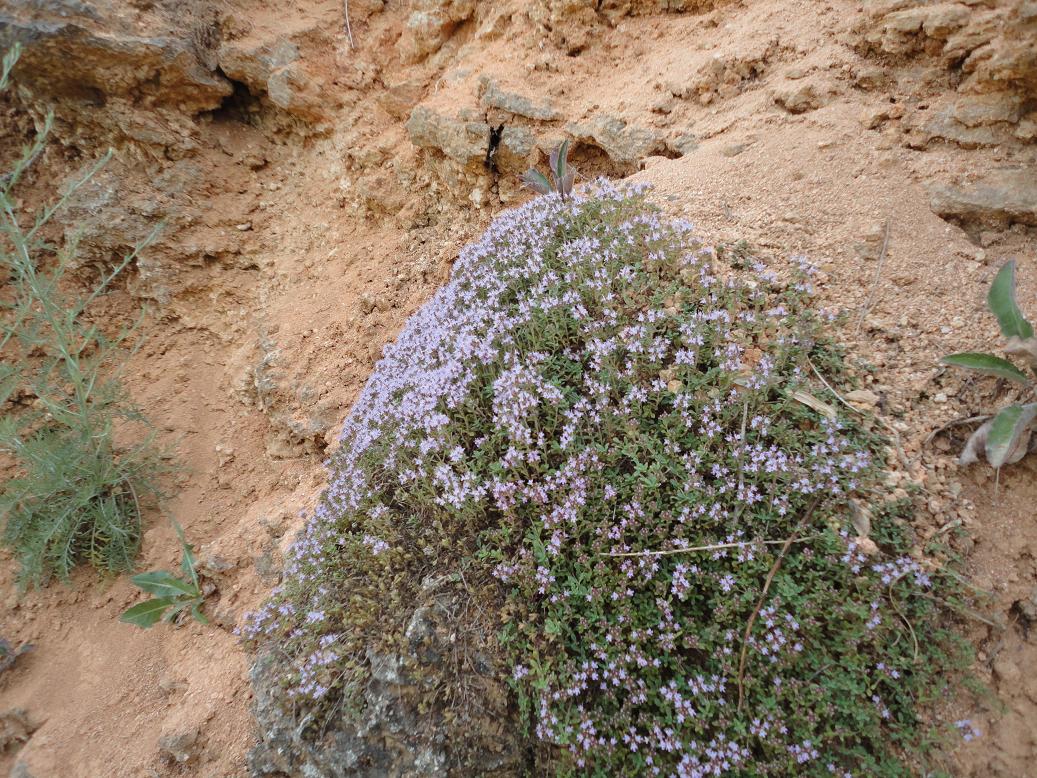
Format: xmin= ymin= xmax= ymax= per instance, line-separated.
xmin=987 ymin=260 xmax=1034 ymax=340
xmin=985 ymin=403 xmax=1037 ymax=469
xmin=940 ymin=352 xmax=1031 ymax=384
xmin=959 ymin=419 xmax=991 ymax=466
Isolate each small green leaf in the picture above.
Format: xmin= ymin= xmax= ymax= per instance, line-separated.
xmin=130 ymin=570 xmax=198 ymax=598
xmin=985 ymin=403 xmax=1037 ymax=469
xmin=987 ymin=260 xmax=1034 ymax=340
xmin=120 ymin=597 xmax=177 ymax=628
xmin=552 ymin=139 xmax=569 ymax=181
xmin=940 ymin=352 xmax=1031 ymax=384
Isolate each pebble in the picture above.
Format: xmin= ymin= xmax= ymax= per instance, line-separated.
xmin=235 ymin=222 xmax=252 ymax=231
xmin=845 ymin=389 xmax=879 ymax=407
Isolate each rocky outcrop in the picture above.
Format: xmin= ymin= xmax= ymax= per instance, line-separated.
xmin=857 ymin=0 xmax=1037 ymax=148
xmin=218 ymin=36 xmax=332 ymax=122
xmin=567 ymin=115 xmax=665 ymax=167
xmin=398 ymin=0 xmax=477 ymax=64
xmin=249 ymin=585 xmax=523 ymax=777
xmin=929 ymin=171 xmax=1037 ymax=233
xmin=0 ymin=0 xmax=230 ymax=150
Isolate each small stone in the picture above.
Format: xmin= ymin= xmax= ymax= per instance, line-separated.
xmin=992 ymin=655 xmax=1021 ymax=686
xmin=235 ymin=222 xmax=253 ymax=231
xmin=158 ymin=729 xmax=199 ymax=764
xmin=359 ymin=293 xmax=377 ymax=315
xmin=721 ymin=142 xmax=749 ymax=158
xmin=845 ymin=389 xmax=879 ymax=407
xmin=934 ymin=392 xmax=948 ymax=403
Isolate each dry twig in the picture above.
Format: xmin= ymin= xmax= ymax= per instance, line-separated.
xmin=343 ymin=0 xmax=355 ymax=49
xmin=736 ymin=497 xmax=820 ymax=711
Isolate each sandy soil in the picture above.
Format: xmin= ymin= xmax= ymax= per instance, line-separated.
xmin=1 ymin=0 xmax=1035 ymax=775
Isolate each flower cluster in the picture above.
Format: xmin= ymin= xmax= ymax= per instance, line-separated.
xmin=243 ymin=183 xmax=960 ymax=775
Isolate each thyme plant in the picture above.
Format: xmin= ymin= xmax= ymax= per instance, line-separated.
xmin=244 ymin=182 xmax=966 ymax=775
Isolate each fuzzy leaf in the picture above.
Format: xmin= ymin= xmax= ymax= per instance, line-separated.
xmin=985 ymin=403 xmax=1037 ymax=469
xmin=130 ymin=570 xmax=198 ymax=598
xmin=959 ymin=418 xmax=992 ymax=466
xmin=521 ymin=169 xmax=553 ymax=195
xmin=940 ymin=352 xmax=1031 ymax=385
xmin=559 ymin=169 xmax=576 ymax=198
xmin=1005 ymin=336 xmax=1037 ymax=372
xmin=551 ymin=138 xmax=570 ymax=182
xmin=120 ymin=596 xmax=177 ymax=628
xmin=987 ymin=260 xmax=1034 ymax=340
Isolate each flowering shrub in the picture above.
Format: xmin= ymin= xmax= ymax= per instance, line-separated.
xmin=244 ymin=183 xmax=963 ymax=774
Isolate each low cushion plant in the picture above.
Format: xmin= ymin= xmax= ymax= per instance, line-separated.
xmin=244 ymin=181 xmax=963 ymax=775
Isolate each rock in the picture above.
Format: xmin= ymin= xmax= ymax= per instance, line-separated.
xmin=9 ymin=763 xmax=36 ymax=778
xmin=929 ymin=172 xmax=1037 ymax=232
xmin=407 ymin=105 xmax=535 ymax=168
xmin=0 ymin=1 xmax=231 ymax=148
xmin=0 ymin=709 xmax=36 ymax=752
xmin=568 ymin=115 xmax=663 ymax=167
xmin=854 ymin=223 xmax=888 ymax=260
xmin=992 ymin=655 xmax=1021 ymax=687
xmin=720 ymin=142 xmax=750 ymax=158
xmin=909 ymin=93 xmax=1024 ymax=148
xmin=773 ymin=79 xmax=834 ymax=114
xmin=158 ymin=728 xmax=199 ymax=764
xmin=670 ymin=132 xmax=699 ymax=155
xmin=478 ymin=76 xmax=560 ymax=120
xmin=845 ymin=389 xmax=880 ymax=407
xmin=398 ymin=0 xmax=477 ymax=64
xmin=248 ymin=592 xmax=522 ymax=778
xmin=218 ymin=37 xmax=330 ymax=122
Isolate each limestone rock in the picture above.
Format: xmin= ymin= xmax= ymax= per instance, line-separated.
xmin=218 ymin=37 xmax=329 ymax=122
xmin=249 ymin=592 xmax=522 ymax=777
xmin=773 ymin=77 xmax=836 ymax=114
xmin=407 ymin=105 xmax=535 ymax=168
xmin=929 ymin=171 xmax=1037 ymax=232
xmin=568 ymin=115 xmax=663 ymax=167
xmin=909 ymin=92 xmax=1026 ymax=148
xmin=398 ymin=0 xmax=477 ymax=64
xmin=0 ymin=0 xmax=230 ymax=148
xmin=479 ymin=76 xmax=560 ymax=121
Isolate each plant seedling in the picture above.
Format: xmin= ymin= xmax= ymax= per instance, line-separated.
xmin=120 ymin=521 xmax=208 ymax=628
xmin=941 ymin=260 xmax=1037 ymax=469
xmin=521 ymin=139 xmax=577 ymax=200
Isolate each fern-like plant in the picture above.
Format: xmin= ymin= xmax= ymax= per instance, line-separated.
xmin=941 ymin=260 xmax=1037 ymax=469
xmin=0 ymin=44 xmax=166 ymax=588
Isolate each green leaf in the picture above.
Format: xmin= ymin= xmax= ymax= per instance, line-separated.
xmin=551 ymin=139 xmax=569 ymax=182
xmin=130 ymin=570 xmax=198 ymax=598
xmin=985 ymin=403 xmax=1037 ymax=469
xmin=987 ymin=260 xmax=1034 ymax=340
xmin=120 ymin=596 xmax=176 ymax=628
xmin=940 ymin=352 xmax=1031 ymax=384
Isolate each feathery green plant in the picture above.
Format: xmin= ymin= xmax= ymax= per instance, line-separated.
xmin=0 ymin=44 xmax=166 ymax=589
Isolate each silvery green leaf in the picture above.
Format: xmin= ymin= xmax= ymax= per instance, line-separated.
xmin=987 ymin=260 xmax=1034 ymax=340
xmin=940 ymin=352 xmax=1031 ymax=384
xmin=1004 ymin=336 xmax=1037 ymax=372
xmin=985 ymin=403 xmax=1037 ymax=469
xmin=521 ymin=169 xmax=552 ymax=195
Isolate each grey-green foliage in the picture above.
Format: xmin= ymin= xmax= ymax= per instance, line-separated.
xmin=0 ymin=44 xmax=166 ymax=589
xmin=120 ymin=521 xmax=208 ymax=628
xmin=521 ymin=139 xmax=577 ymax=200
xmin=941 ymin=260 xmax=1037 ymax=469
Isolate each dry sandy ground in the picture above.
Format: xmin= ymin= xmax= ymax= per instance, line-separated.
xmin=2 ymin=0 xmax=1036 ymax=775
